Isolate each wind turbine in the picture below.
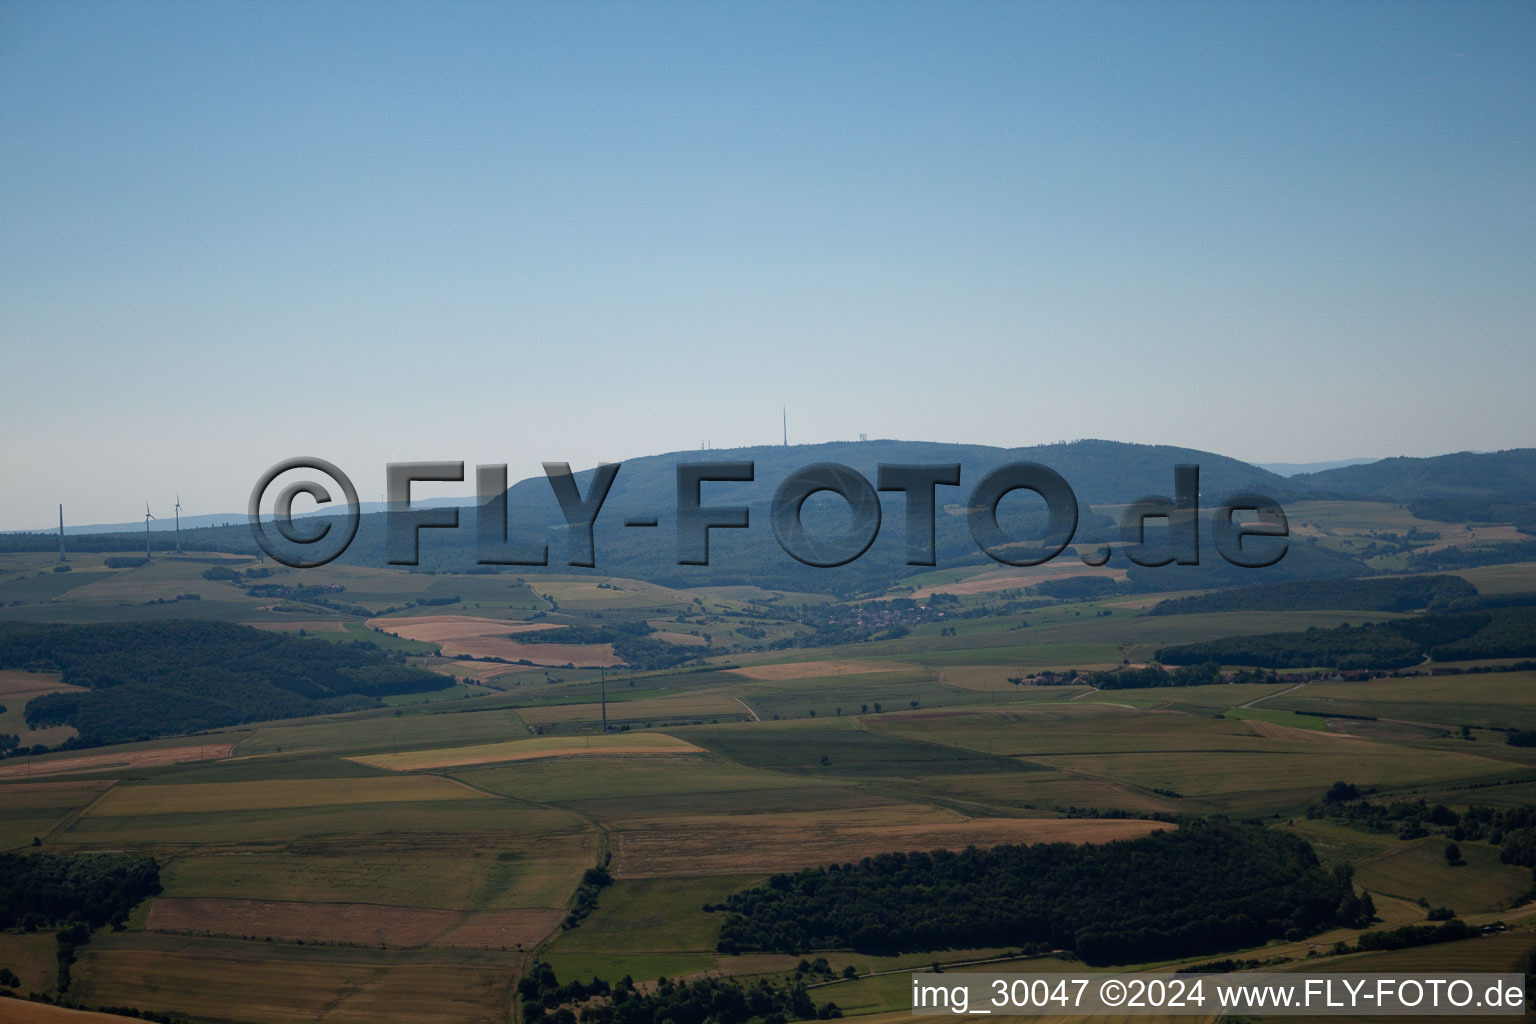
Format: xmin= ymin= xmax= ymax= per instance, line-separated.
xmin=174 ymin=493 xmax=183 ymax=553
xmin=144 ymin=502 xmax=155 ymax=560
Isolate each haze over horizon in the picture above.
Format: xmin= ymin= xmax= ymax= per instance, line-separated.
xmin=3 ymin=2 xmax=1532 ymax=530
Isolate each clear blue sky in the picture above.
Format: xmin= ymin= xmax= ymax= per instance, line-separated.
xmin=2 ymin=1 xmax=1533 ymax=528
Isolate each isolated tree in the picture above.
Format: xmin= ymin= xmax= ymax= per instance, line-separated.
xmin=1444 ymin=843 xmax=1462 ymax=866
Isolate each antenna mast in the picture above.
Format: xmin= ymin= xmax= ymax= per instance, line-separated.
xmin=782 ymin=404 xmax=787 ymax=446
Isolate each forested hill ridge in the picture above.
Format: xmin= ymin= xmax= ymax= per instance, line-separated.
xmin=0 ymin=621 xmax=450 ymax=746
xmin=9 ymin=440 xmax=1535 ymax=595
xmin=1 ymin=439 xmax=1310 ymax=595
xmin=1292 ymin=449 xmax=1536 ymax=541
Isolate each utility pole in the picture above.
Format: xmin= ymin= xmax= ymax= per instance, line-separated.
xmin=600 ymin=666 xmax=607 ymax=733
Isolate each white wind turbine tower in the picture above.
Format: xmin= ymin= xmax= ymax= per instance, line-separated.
xmin=174 ymin=493 xmax=183 ymax=554
xmin=144 ymin=502 xmax=156 ymax=560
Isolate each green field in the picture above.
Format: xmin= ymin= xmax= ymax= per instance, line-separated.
xmin=0 ymin=540 xmax=1533 ymax=1022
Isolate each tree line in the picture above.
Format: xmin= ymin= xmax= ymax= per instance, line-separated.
xmin=712 ymin=823 xmax=1358 ymax=964
xmin=0 ymin=621 xmax=451 ymax=746
xmin=518 ymin=961 xmax=841 ymax=1024
xmin=1150 ymin=575 xmax=1476 ymax=616
xmin=1155 ymin=607 xmax=1536 ymax=670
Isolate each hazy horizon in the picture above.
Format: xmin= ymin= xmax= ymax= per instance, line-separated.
xmin=11 ymin=436 xmax=1530 ymax=535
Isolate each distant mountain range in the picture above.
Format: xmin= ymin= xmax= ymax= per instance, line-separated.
xmin=28 ymin=446 xmax=1536 ymax=535
xmin=8 ymin=441 xmax=1535 ymax=597
xmin=37 ymin=498 xmax=472 ymax=537
xmin=1255 ymin=458 xmax=1379 ymax=477
xmin=1291 ymin=449 xmax=1536 ymax=503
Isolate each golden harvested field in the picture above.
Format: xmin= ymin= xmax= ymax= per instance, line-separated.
xmin=908 ymin=564 xmax=1126 ymax=598
xmin=455 ymin=638 xmax=621 ymax=666
xmin=429 ymin=660 xmax=534 ymax=682
xmin=84 ymin=775 xmax=481 ymax=816
xmin=146 ymin=897 xmax=564 ymax=949
xmin=352 ymin=731 xmax=705 ymax=771
xmin=0 ymin=742 xmax=233 ymax=779
xmin=528 ymin=578 xmax=692 ymax=609
xmin=369 ymin=615 xmax=564 ymax=643
xmin=610 ymin=811 xmax=1173 ymax=877
xmin=0 ymin=1002 xmax=136 ymax=1023
xmin=730 ymin=659 xmax=908 ymax=680
xmin=364 ymin=614 xmax=623 ymax=669
xmin=368 ymin=614 xmax=624 ymax=664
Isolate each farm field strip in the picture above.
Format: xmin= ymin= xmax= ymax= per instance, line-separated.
xmin=515 ymin=691 xmax=747 ymax=725
xmin=159 ymin=832 xmax=598 ymax=909
xmin=72 ymin=932 xmax=520 ymax=1024
xmin=0 ymin=742 xmax=234 ymax=779
xmin=728 ymin=659 xmax=913 ymax=680
xmin=82 ymin=775 xmax=483 ymax=816
xmin=351 ymin=731 xmax=705 ymax=771
xmin=145 ymin=896 xmax=564 ymax=950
